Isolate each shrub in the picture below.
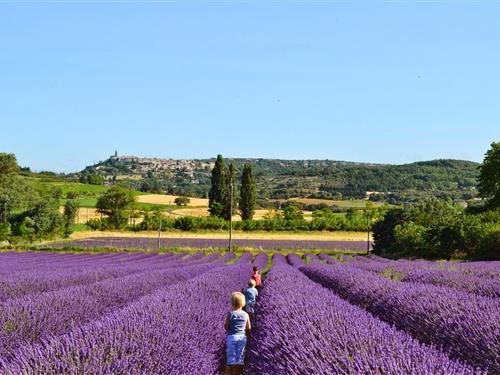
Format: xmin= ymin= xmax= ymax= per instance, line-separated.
xmin=372 ymin=208 xmax=412 ymax=256
xmin=138 ymin=212 xmax=174 ymax=231
xmin=240 ymin=219 xmax=258 ymax=231
xmin=66 ymin=191 xmax=79 ymax=199
xmin=0 ymin=222 xmax=11 ymax=241
xmin=393 ymin=222 xmax=427 ymax=257
xmin=174 ymin=216 xmax=196 ymax=231
xmin=87 ymin=218 xmax=107 ymax=231
xmin=199 ymin=216 xmax=227 ymax=230
xmin=174 ymin=197 xmax=190 ymax=207
xmin=475 ymin=231 xmax=500 ymax=260
xmin=10 ymin=199 xmax=64 ymax=241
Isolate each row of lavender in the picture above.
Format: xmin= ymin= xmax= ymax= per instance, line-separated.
xmin=2 ymin=249 xmax=497 ymax=373
xmin=0 ymin=253 xmax=221 ymax=370
xmin=0 ymin=252 xmax=194 ymax=302
xmin=292 ymin=254 xmax=499 ymax=373
xmin=56 ymin=236 xmax=369 ymax=251
xmin=0 ymin=251 xmax=162 ymax=273
xmin=0 ymin=254 xmax=223 ymax=360
xmin=0 ymin=250 xmax=265 ymax=373
xmin=338 ymin=254 xmax=500 ymax=298
xmin=353 ymin=253 xmax=500 ymax=279
xmin=247 ymin=254 xmax=484 ymax=374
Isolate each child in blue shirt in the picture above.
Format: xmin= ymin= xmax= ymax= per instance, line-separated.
xmin=243 ymin=279 xmax=258 ymax=315
xmin=224 ymin=291 xmax=251 ymax=375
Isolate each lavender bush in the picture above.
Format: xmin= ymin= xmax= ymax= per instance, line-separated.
xmin=247 ymin=256 xmax=482 ymax=374
xmin=350 ymin=257 xmax=500 ymax=298
xmin=0 ymin=257 xmax=224 ymax=362
xmin=0 ymin=253 xmax=197 ymax=302
xmin=2 ymin=257 xmax=253 ymax=374
xmin=301 ymin=263 xmax=500 ymax=372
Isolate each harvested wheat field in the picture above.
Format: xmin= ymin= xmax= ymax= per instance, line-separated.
xmin=137 ymin=194 xmax=209 ymax=207
xmin=59 ymin=207 xmax=103 ymax=224
xmin=171 ymin=207 xmax=210 ymax=217
xmin=172 ymin=208 xmax=290 ymax=221
xmin=290 ymin=197 xmax=360 ymax=207
xmin=253 ymin=209 xmax=272 ymax=220
xmin=61 ymin=205 xmax=312 ymax=224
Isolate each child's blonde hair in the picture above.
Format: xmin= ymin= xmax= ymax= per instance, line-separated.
xmin=248 ymin=279 xmax=256 ymax=287
xmin=231 ymin=292 xmax=246 ymax=309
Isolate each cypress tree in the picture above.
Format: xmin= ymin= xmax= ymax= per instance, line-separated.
xmin=239 ymin=164 xmax=256 ymax=220
xmin=208 ymin=155 xmax=226 ymax=218
xmin=222 ymin=163 xmax=238 ymax=221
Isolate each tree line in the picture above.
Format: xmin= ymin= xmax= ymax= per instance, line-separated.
xmin=81 ymin=155 xmax=479 ymax=203
xmin=116 ymin=205 xmax=374 ymax=233
xmin=0 ymin=154 xmax=77 ymax=241
xmin=372 ymin=142 xmax=500 ymax=260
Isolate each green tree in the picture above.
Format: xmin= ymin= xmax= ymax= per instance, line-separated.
xmin=96 ymin=185 xmax=136 ymax=229
xmin=140 ymin=172 xmax=162 ymax=193
xmin=79 ymin=173 xmax=104 ymax=185
xmin=63 ymin=199 xmax=79 ymax=237
xmin=478 ymin=141 xmax=500 ymax=208
xmin=0 ymin=153 xmax=20 ymax=223
xmin=51 ymin=187 xmax=64 ymax=200
xmin=222 ymin=163 xmax=237 ymax=221
xmin=372 ymin=208 xmax=411 ymax=255
xmin=13 ymin=197 xmax=64 ymax=241
xmin=0 ymin=221 xmax=10 ymax=241
xmin=174 ymin=196 xmax=190 ymax=206
xmin=208 ymin=155 xmax=226 ymax=218
xmin=174 ymin=216 xmax=196 ymax=231
xmin=239 ymin=164 xmax=256 ymax=220
xmin=413 ymin=198 xmax=457 ymax=225
xmin=393 ymin=221 xmax=427 ymax=257
xmin=283 ymin=205 xmax=304 ymax=221
xmin=0 ymin=153 xmax=19 ymax=175
xmin=0 ymin=153 xmax=38 ymax=227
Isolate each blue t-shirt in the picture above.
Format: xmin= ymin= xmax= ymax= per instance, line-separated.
xmin=228 ymin=310 xmax=248 ymax=335
xmin=243 ymin=286 xmax=258 ymax=308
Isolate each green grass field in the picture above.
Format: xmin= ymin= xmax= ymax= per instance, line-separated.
xmin=72 ymin=197 xmax=99 ymax=208
xmin=35 ymin=180 xmax=165 ymax=211
xmin=50 ymin=181 xmax=109 ymax=195
xmin=69 ymin=198 xmax=169 ymax=211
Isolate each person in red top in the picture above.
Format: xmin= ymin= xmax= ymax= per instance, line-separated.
xmin=251 ymin=266 xmax=262 ymax=288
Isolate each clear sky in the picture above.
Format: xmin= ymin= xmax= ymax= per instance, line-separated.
xmin=0 ymin=1 xmax=499 ymax=172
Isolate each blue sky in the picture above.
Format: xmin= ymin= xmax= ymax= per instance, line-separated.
xmin=0 ymin=2 xmax=499 ymax=172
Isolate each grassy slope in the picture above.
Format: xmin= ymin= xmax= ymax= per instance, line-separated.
xmin=34 ymin=179 xmax=168 ymax=210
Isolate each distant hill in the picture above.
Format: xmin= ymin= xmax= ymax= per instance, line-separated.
xmin=77 ymin=154 xmax=480 ymax=204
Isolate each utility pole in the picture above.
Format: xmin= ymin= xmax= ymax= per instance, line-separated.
xmin=228 ymin=180 xmax=233 ymax=253
xmin=366 ymin=214 xmax=370 ymax=255
xmin=158 ymin=212 xmax=162 ymax=250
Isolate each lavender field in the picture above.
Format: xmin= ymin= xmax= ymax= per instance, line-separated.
xmin=52 ymin=236 xmax=370 ymax=251
xmin=0 ymin=251 xmax=498 ymax=374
